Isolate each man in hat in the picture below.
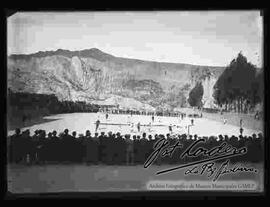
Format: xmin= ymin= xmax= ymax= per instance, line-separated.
xmin=240 ymin=127 xmax=244 ymax=137
xmin=62 ymin=129 xmax=73 ymax=162
xmin=125 ymin=134 xmax=134 ymax=165
xmin=95 ymin=119 xmax=100 ymax=132
xmin=169 ymin=124 xmax=173 ymax=134
xmin=20 ymin=129 xmax=30 ymax=164
xmin=81 ymin=130 xmax=91 ymax=163
xmin=9 ymin=128 xmax=21 ymax=163
xmin=51 ymin=130 xmax=60 ymax=163
xmin=137 ymin=122 xmax=141 ymax=133
xmin=140 ymin=133 xmax=148 ymax=161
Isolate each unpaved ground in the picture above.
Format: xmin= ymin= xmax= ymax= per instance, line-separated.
xmin=7 ymin=112 xmax=262 ymax=137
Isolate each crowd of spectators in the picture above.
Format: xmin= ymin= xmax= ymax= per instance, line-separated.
xmin=7 ymin=128 xmax=263 ymax=165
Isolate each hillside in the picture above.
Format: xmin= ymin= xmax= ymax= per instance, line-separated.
xmin=8 ymin=48 xmax=225 ymax=110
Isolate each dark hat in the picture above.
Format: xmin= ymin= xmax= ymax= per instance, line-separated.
xmin=15 ymin=128 xmax=21 ymax=134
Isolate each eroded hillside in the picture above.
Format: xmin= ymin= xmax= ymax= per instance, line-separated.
xmin=8 ymin=48 xmax=225 ymax=110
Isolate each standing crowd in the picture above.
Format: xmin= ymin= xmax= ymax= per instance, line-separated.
xmin=8 ymin=127 xmax=263 ymax=165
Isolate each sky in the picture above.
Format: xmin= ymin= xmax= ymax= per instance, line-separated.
xmin=7 ymin=11 xmax=263 ymax=67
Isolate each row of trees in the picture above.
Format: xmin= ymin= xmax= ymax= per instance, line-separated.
xmin=187 ymin=52 xmax=263 ymax=113
xmin=213 ymin=52 xmax=263 ymax=113
xmin=7 ymin=89 xmax=100 ymax=121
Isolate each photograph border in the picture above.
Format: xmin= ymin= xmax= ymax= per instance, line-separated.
xmin=1 ymin=6 xmax=269 ymax=200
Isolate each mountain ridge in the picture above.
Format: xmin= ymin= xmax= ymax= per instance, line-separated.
xmin=8 ymin=48 xmax=226 ymax=110
xmin=9 ymin=48 xmax=226 ymax=69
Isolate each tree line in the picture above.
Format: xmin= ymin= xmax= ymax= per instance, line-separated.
xmin=188 ymin=52 xmax=263 ymax=113
xmin=213 ymin=52 xmax=263 ymax=113
xmin=7 ymin=89 xmax=100 ymax=122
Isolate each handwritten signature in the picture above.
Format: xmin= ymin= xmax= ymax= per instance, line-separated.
xmin=144 ymin=138 xmax=257 ymax=181
xmin=184 ymin=159 xmax=258 ymax=181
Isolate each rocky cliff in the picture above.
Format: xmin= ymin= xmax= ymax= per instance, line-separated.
xmin=8 ymin=48 xmax=225 ymax=110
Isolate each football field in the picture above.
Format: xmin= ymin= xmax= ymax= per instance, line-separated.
xmin=8 ymin=112 xmax=262 ymax=137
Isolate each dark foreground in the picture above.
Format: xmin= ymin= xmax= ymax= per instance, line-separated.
xmin=8 ymin=163 xmax=263 ymax=193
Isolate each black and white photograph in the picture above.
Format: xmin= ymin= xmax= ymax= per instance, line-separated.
xmin=6 ymin=10 xmax=264 ymax=194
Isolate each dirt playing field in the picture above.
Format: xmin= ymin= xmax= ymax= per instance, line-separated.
xmin=7 ymin=112 xmax=263 ymax=137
